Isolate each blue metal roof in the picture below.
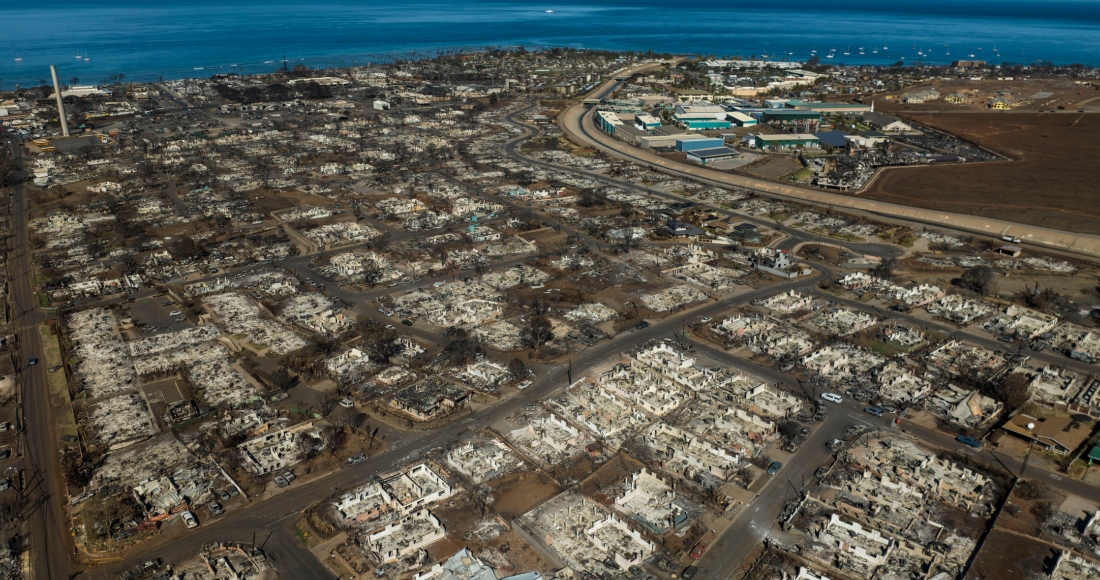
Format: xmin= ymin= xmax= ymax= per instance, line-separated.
xmin=813 ymin=131 xmax=850 ymax=147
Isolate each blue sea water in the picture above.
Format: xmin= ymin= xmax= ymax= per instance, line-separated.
xmin=1 ymin=0 xmax=1099 ymax=87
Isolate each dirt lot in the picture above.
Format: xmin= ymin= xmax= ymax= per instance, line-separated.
xmin=741 ymin=155 xmax=803 ymax=180
xmin=862 ymin=112 xmax=1100 ymax=235
xmin=965 ymin=528 xmax=1056 ymax=579
xmin=489 ymin=470 xmax=561 ymax=519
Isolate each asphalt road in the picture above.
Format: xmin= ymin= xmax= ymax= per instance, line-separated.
xmin=9 ymin=79 xmax=1096 ymax=579
xmin=500 ymin=105 xmax=905 ymax=264
xmin=94 ymin=270 xmax=824 ymax=577
xmin=3 ymin=129 xmax=76 ymax=579
xmin=559 ymin=87 xmax=1100 ymax=263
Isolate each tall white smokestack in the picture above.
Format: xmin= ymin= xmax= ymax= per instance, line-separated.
xmin=49 ymin=65 xmax=70 ymax=137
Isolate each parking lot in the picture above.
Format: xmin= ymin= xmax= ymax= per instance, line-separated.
xmin=123 ymin=296 xmax=193 ymax=335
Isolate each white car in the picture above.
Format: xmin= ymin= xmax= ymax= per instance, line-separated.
xmin=821 ymin=392 xmax=843 ymax=404
xmin=180 ymin=511 xmax=198 ymax=529
xmin=168 ymin=310 xmax=182 ymax=316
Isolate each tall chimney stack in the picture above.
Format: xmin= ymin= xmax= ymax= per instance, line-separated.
xmin=49 ymin=65 xmax=70 ymax=137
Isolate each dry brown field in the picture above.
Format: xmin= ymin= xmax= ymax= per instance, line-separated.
xmin=861 ymin=112 xmax=1100 ymax=235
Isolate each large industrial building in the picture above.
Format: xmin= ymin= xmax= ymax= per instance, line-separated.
xmin=676 ymin=137 xmax=725 ymax=152
xmin=747 ymin=133 xmax=820 ymax=150
xmin=686 ymin=147 xmax=740 ymax=168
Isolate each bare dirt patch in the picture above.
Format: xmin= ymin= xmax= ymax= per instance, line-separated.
xmin=861 ymin=112 xmax=1100 ymax=235
xmin=489 ymin=470 xmax=561 ymax=519
xmin=741 ymin=155 xmax=803 ymax=180
xmin=965 ymin=528 xmax=1056 ymax=580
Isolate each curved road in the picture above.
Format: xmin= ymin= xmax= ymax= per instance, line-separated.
xmin=8 ymin=71 xmax=1095 ymax=579
xmin=560 ymin=76 xmax=1100 ymax=262
xmin=501 ymin=105 xmax=905 ymax=263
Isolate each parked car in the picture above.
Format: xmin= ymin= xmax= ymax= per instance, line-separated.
xmin=957 ymin=435 xmax=983 ymax=449
xmin=180 ymin=511 xmax=198 ymax=529
xmin=827 ymin=438 xmax=843 ymax=451
xmin=767 ymin=461 xmax=783 ymax=475
xmin=339 ymin=398 xmax=355 ymax=409
xmin=864 ymin=406 xmax=885 ymax=417
xmin=208 ymin=502 xmax=223 ymax=516
xmin=27 ymin=358 xmax=37 ymax=366
xmin=681 ymin=566 xmax=699 ymax=580
xmin=689 ymin=542 xmax=707 ymax=559
xmin=636 ymin=320 xmax=649 ymax=330
xmin=821 ymin=392 xmax=843 ymax=404
xmin=346 ymin=453 xmax=367 ymax=465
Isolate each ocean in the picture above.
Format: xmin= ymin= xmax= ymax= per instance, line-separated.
xmin=2 ymin=0 xmax=1099 ymax=88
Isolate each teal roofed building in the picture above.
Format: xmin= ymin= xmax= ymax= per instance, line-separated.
xmin=681 ymin=119 xmax=731 ymax=131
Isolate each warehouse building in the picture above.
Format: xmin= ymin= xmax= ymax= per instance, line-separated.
xmin=681 ymin=118 xmax=731 ymax=131
xmin=748 ymin=133 xmax=820 ymax=150
xmin=639 ymin=133 xmax=708 ymax=150
xmin=595 ymin=110 xmax=623 ymax=133
xmin=727 ymin=111 xmax=758 ymax=127
xmin=634 ymin=114 xmax=661 ymax=130
xmin=676 ymin=137 xmax=725 ymax=152
xmin=686 ymin=147 xmax=740 ymax=168
xmin=813 ymin=131 xmax=850 ymax=149
xmin=614 ymin=124 xmax=648 ymax=145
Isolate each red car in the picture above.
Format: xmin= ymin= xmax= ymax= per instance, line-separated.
xmin=690 ymin=542 xmax=707 ymax=559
